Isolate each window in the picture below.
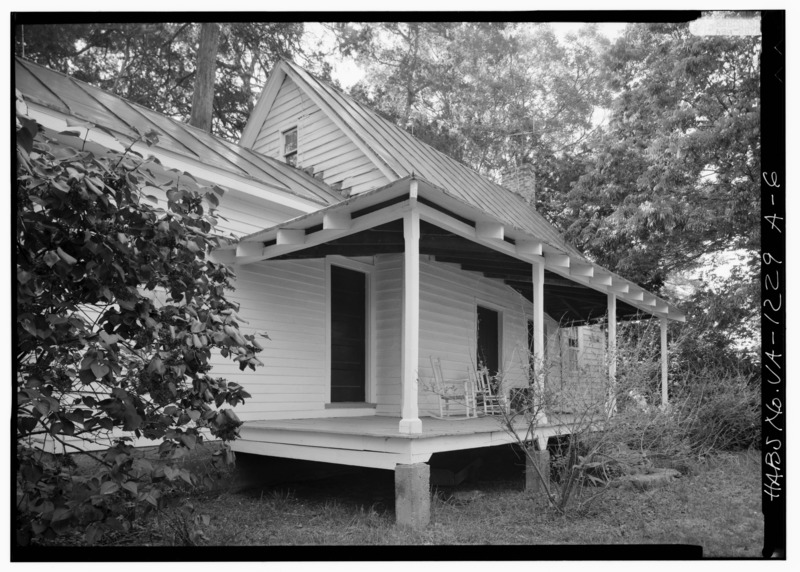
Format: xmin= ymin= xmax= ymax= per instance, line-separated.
xmin=566 ymin=327 xmax=579 ymax=372
xmin=282 ymin=127 xmax=298 ymax=166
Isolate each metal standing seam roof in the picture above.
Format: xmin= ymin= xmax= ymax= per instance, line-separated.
xmin=14 ymin=57 xmax=342 ymax=207
xmin=279 ymin=60 xmax=588 ymax=260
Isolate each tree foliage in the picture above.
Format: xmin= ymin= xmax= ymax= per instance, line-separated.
xmin=15 ymin=22 xmax=331 ymax=141
xmin=564 ymin=23 xmax=760 ymax=289
xmin=560 ymin=23 xmax=761 ymax=364
xmin=15 ymin=98 xmax=263 ymax=545
xmin=332 ymin=22 xmax=610 ymax=201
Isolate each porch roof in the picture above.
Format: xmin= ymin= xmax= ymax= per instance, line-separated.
xmin=213 ymin=176 xmax=684 ymax=324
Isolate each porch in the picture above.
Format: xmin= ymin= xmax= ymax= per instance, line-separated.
xmin=215 ymin=175 xmax=682 ymax=527
xmin=233 ymin=413 xmax=582 ymax=470
xmin=215 ymin=177 xmax=680 ymax=429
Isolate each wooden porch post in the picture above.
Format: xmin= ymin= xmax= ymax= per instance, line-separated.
xmin=607 ymin=293 xmax=617 ymax=417
xmin=660 ymin=316 xmax=669 ymax=407
xmin=399 ymin=208 xmax=422 ymax=434
xmin=531 ymin=258 xmax=547 ymax=423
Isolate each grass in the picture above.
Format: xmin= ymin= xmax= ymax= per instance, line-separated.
xmin=108 ymin=446 xmax=763 ymax=555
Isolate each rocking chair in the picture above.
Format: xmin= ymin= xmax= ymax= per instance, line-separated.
xmin=429 ymin=357 xmax=477 ymax=419
xmin=473 ymin=367 xmax=510 ymax=416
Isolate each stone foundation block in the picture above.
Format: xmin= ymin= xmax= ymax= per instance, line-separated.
xmin=395 ymin=462 xmax=430 ymax=529
xmin=525 ymin=448 xmax=551 ymax=495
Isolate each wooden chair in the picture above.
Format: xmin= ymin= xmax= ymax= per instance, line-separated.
xmin=429 ymin=357 xmax=477 ymax=419
xmin=473 ymin=367 xmax=510 ymax=416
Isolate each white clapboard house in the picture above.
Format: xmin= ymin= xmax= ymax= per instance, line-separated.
xmin=16 ymin=57 xmax=683 ymax=525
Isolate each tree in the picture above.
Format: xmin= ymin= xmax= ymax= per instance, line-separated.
xmin=15 ymin=99 xmax=264 ymax=545
xmin=565 ymin=23 xmax=760 ymax=286
xmin=15 ymin=22 xmax=329 ymax=141
xmin=332 ymin=22 xmax=610 ymax=202
xmin=561 ymin=23 xmax=760 ymax=365
xmin=189 ymin=23 xmax=221 ymax=132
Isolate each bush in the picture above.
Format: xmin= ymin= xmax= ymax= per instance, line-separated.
xmin=15 ymin=103 xmax=263 ymax=545
xmin=612 ymin=317 xmax=760 ymax=459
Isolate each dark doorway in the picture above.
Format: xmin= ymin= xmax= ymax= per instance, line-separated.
xmin=330 ymin=265 xmax=367 ymax=402
xmin=477 ymin=306 xmax=500 ymax=376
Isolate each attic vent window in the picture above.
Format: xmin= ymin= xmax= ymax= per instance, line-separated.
xmin=283 ymin=127 xmax=298 ymax=167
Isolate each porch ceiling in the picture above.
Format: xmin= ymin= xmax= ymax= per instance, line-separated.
xmin=271 ymin=220 xmax=641 ymax=325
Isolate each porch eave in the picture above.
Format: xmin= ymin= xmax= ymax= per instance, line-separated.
xmin=212 ymin=176 xmax=684 ymax=323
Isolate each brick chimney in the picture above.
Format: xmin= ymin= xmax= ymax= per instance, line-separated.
xmin=502 ymin=162 xmax=536 ymax=206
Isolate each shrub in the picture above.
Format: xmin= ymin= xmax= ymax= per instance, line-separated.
xmin=15 ymin=102 xmax=263 ymax=545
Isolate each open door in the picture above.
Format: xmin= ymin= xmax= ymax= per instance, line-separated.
xmin=330 ymin=265 xmax=367 ymax=402
xmin=477 ymin=306 xmax=500 ymax=377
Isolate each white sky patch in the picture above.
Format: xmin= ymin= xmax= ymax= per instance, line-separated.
xmin=550 ymin=21 xmax=627 ymax=41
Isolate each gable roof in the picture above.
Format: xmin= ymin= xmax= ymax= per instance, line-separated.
xmin=242 ymin=59 xmax=586 ymax=260
xmin=14 ymin=57 xmax=342 ymax=209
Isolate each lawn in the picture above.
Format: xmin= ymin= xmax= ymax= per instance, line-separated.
xmin=110 ymin=446 xmax=763 ymax=555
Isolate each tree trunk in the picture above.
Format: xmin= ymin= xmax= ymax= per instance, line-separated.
xmin=189 ymin=23 xmax=221 ymax=132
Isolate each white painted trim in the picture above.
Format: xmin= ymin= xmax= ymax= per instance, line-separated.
xmin=240 ymin=67 xmax=287 ymax=148
xmin=544 ymin=253 xmax=570 ymax=268
xmin=474 ymin=299 xmax=505 ymax=374
xmin=607 ymin=293 xmax=617 ymax=418
xmin=569 ymin=262 xmax=594 ymax=278
xmin=608 ymin=279 xmax=630 ymax=293
xmin=238 ymin=200 xmax=410 ymax=264
xmin=661 ymin=316 xmax=669 ymax=407
xmin=326 ymin=255 xmax=375 ymax=274
xmin=641 ymin=293 xmax=658 ymax=307
xmin=409 ymin=179 xmax=419 ymax=199
xmin=323 ymin=211 xmax=352 ymax=230
xmin=370 ymin=264 xmax=378 ymax=404
xmin=400 ymin=209 xmax=422 ymax=434
xmin=324 ymin=261 xmax=332 ymax=405
xmin=276 ymin=229 xmax=306 ymax=245
xmin=25 ymin=104 xmax=322 ymax=213
xmin=625 ymin=287 xmax=645 ymax=301
xmin=475 ymin=221 xmax=504 ymax=241
xmin=591 ymin=273 xmax=613 ymax=287
xmin=236 ymin=241 xmax=264 ymax=259
xmin=232 ymin=440 xmax=426 ymax=470
xmin=280 ymin=123 xmax=299 ymax=162
xmin=531 ymin=259 xmax=545 ymax=386
xmin=516 ymin=240 xmax=543 ymax=256
xmin=326 ymin=257 xmax=376 ymax=405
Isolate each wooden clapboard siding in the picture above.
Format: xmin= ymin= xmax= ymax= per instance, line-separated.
xmin=215 ymin=191 xmax=301 ymax=237
xmin=250 ymin=76 xmax=391 ymax=195
xmin=373 ymin=254 xmax=403 ymax=415
xmin=210 ymin=259 xmax=328 ymax=420
xmin=416 ymin=258 xmax=530 ymax=417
